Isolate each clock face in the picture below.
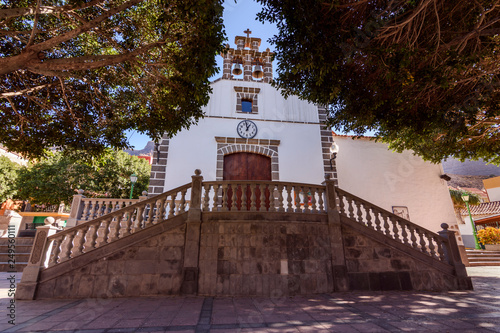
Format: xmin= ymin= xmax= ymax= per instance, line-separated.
xmin=237 ymin=120 xmax=258 ymax=139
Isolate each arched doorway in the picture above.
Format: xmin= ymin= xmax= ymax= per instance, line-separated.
xmin=223 ymin=153 xmax=271 ymax=210
xmin=223 ymin=152 xmax=271 ymax=181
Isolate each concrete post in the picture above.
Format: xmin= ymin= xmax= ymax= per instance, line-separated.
xmin=181 ymin=169 xmax=203 ymax=294
xmin=324 ymin=174 xmax=349 ymax=291
xmin=438 ymin=223 xmax=468 ymax=277
xmin=139 ymin=191 xmax=149 ymax=201
xmin=16 ymin=224 xmax=59 ymax=300
xmin=66 ymin=189 xmax=85 ymax=227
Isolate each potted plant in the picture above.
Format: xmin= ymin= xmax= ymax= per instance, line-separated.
xmin=477 ymin=227 xmax=500 ymax=251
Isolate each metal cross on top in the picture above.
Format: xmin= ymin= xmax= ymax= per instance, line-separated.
xmin=244 ymin=29 xmax=252 ymax=38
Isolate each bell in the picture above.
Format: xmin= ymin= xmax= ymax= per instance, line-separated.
xmin=232 ymin=63 xmax=242 ymax=76
xmin=252 ymin=64 xmax=263 ymax=79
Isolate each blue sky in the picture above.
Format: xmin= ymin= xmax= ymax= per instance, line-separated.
xmin=127 ymin=0 xmax=277 ymax=150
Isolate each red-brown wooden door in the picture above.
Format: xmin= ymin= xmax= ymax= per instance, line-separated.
xmin=223 ymin=153 xmax=271 ymax=210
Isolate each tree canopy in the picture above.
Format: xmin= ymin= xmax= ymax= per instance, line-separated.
xmin=0 ymin=155 xmax=20 ymax=203
xmin=0 ymin=0 xmax=225 ymax=159
xmin=258 ymin=0 xmax=500 ymax=164
xmin=16 ymin=149 xmax=150 ymax=205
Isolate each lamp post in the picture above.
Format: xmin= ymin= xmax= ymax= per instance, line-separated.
xmin=129 ymin=173 xmax=138 ymax=199
xmin=329 ymin=142 xmax=339 ymax=170
xmin=461 ymin=193 xmax=481 ymax=250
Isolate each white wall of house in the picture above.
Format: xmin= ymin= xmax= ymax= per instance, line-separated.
xmin=333 ymin=136 xmax=459 ymax=234
xmin=458 ymin=217 xmax=476 ymax=248
xmin=162 ymin=80 xmax=324 ymax=190
xmin=486 ymin=187 xmax=500 ymax=202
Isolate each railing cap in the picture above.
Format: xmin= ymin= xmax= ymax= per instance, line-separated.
xmin=194 ymin=169 xmax=202 ymax=176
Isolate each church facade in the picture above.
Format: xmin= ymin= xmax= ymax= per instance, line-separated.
xmin=148 ymin=32 xmax=460 ymax=239
xmin=16 ymin=33 xmax=471 ymax=300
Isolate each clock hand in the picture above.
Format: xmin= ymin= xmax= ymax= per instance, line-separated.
xmin=245 ymin=121 xmax=250 ymax=130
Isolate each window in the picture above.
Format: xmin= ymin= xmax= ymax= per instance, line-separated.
xmin=241 ymin=99 xmax=252 ymax=113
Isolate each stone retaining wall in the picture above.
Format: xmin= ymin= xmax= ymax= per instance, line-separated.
xmin=198 ymin=220 xmax=334 ymax=296
xmin=35 ymin=225 xmax=186 ymax=299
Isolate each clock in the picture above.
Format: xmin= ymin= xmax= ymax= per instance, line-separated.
xmin=237 ymin=120 xmax=258 ymax=139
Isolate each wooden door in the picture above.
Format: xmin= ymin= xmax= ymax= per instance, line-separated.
xmin=223 ymin=153 xmax=271 ymax=210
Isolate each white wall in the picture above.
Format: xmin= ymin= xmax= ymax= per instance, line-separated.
xmin=486 ymin=187 xmax=500 ymax=202
xmin=163 ymin=80 xmax=325 ymax=190
xmin=458 ymin=217 xmax=476 ymax=248
xmin=334 ymin=136 xmax=458 ymax=233
xmin=205 ymin=79 xmax=318 ymax=122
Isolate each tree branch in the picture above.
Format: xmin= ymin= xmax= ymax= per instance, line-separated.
xmin=0 ymin=83 xmax=57 ymax=98
xmin=26 ymin=0 xmax=42 ymax=48
xmin=0 ymin=0 xmax=106 ymax=20
xmin=27 ymin=40 xmax=166 ymax=72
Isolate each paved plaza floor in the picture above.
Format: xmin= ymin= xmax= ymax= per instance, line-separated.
xmin=0 ymin=267 xmax=498 ymax=332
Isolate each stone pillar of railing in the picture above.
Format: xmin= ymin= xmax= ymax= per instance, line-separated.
xmin=324 ymin=174 xmax=349 ymax=291
xmin=16 ymin=218 xmax=59 ymax=300
xmin=438 ymin=223 xmax=468 ymax=279
xmin=181 ymin=169 xmax=203 ymax=294
xmin=66 ymin=189 xmax=85 ymax=228
xmin=139 ymin=191 xmax=149 ymax=201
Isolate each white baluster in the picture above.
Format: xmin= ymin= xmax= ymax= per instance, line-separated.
xmin=213 ymin=184 xmax=221 ymax=212
xmin=295 ymin=186 xmax=302 ymax=213
xmin=168 ymin=194 xmax=176 ymax=217
xmin=365 ymin=206 xmax=373 ymax=229
xmin=202 ymin=184 xmax=210 ymax=211
xmin=242 ymin=184 xmax=248 ymax=211
xmin=72 ymin=227 xmax=88 ymax=256
xmin=59 ymin=231 xmax=76 ymax=262
xmin=310 ymin=187 xmax=317 ymax=213
xmin=180 ymin=189 xmax=187 ymax=213
xmin=230 ymin=184 xmax=238 ymax=211
xmin=221 ymin=184 xmax=228 ymax=212
xmin=250 ymin=184 xmax=257 ymax=212
xmin=259 ymin=184 xmax=266 ymax=212
xmin=374 ymin=211 xmax=382 ymax=232
xmin=318 ymin=188 xmax=325 ymax=213
xmin=48 ymin=238 xmax=62 ymax=267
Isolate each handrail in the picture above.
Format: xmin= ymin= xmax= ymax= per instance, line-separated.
xmin=202 ymin=180 xmax=326 ymax=214
xmin=42 ymin=183 xmax=192 ymax=268
xmin=335 ymin=187 xmax=448 ymax=263
xmin=78 ymin=198 xmax=139 ymax=222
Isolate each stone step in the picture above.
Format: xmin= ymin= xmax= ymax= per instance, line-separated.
xmin=468 ymin=256 xmax=500 ymax=262
xmin=469 ymin=262 xmax=500 ymax=266
xmin=466 ymin=249 xmax=500 ymax=266
xmin=468 ymin=254 xmax=500 ymax=258
xmin=0 ymin=263 xmax=27 ymax=272
xmin=0 ymin=245 xmax=33 ymax=253
xmin=0 ymin=238 xmax=34 ymax=246
xmin=466 ymin=249 xmax=500 ymax=254
xmin=0 ymin=253 xmax=30 ymax=262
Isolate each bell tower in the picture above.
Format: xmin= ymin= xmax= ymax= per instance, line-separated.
xmin=221 ymin=29 xmax=274 ymax=83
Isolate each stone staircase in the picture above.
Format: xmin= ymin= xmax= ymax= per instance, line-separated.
xmin=15 ymin=173 xmax=471 ymax=300
xmin=0 ymin=237 xmax=34 ymax=272
xmin=466 ymin=249 xmax=500 ymax=266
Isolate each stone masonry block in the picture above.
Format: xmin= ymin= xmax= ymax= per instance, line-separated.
xmin=92 ymin=275 xmax=110 ymax=298
xmin=108 ymin=275 xmax=127 ymax=297
xmin=91 ymin=260 xmax=108 ymax=275
xmin=36 ymin=279 xmax=56 ymax=299
xmin=124 ymin=274 xmax=143 ymax=297
xmin=77 ymin=275 xmax=94 ymax=298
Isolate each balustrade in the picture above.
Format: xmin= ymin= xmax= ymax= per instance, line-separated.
xmin=79 ymin=198 xmax=139 ymax=222
xmin=336 ymin=188 xmax=450 ymax=263
xmin=201 ymin=181 xmax=326 ymax=214
xmin=42 ymin=184 xmax=191 ymax=268
xmin=39 ymin=176 xmax=455 ymax=271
